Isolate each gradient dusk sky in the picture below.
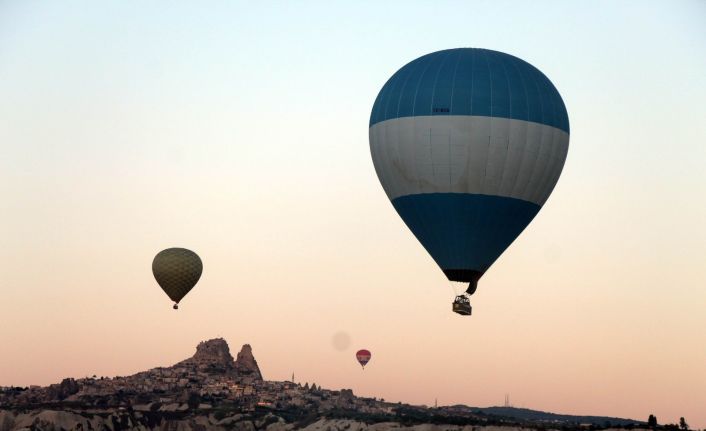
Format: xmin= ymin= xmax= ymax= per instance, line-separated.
xmin=1 ymin=1 xmax=705 ymax=428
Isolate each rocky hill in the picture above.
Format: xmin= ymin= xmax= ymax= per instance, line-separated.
xmin=174 ymin=338 xmax=262 ymax=380
xmin=460 ymin=406 xmax=642 ymax=427
xmin=178 ymin=338 xmax=235 ymax=371
xmin=0 ymin=338 xmax=644 ymax=431
xmin=235 ymin=344 xmax=263 ymax=381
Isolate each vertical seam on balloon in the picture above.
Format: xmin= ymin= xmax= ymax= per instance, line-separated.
xmin=514 ymin=64 xmax=545 ymax=201
xmin=395 ymin=58 xmax=423 ymax=120
xmin=374 ymin=121 xmax=390 ymax=198
xmin=410 ymin=58 xmax=435 ymax=195
xmin=385 ymin=121 xmax=398 ymax=198
xmin=538 ymin=128 xmax=567 ymax=205
xmin=429 ymin=128 xmax=435 ymax=180
xmin=428 ymin=50 xmax=452 ymax=188
xmin=382 ymin=59 xmax=411 ymax=123
xmin=529 ymin=67 xmax=569 ymax=201
xmin=481 ymin=50 xmax=492 ymax=194
xmin=379 ymin=65 xmax=400 ymax=124
xmin=496 ymin=55 xmax=514 ymax=196
xmin=456 ymin=51 xmax=475 ymax=274
xmin=532 ymin=65 xmax=546 ymax=129
xmin=396 ymin=59 xmax=431 ymax=118
xmin=389 ymin=61 xmax=425 ymax=197
xmin=424 ymin=125 xmax=452 ymax=268
xmin=446 ymin=50 xmax=462 ymax=192
xmin=523 ymin=68 xmax=548 ymax=203
xmin=428 ymin=128 xmax=453 ymax=270
xmin=426 ymin=51 xmax=449 ymax=185
xmin=538 ymin=71 xmax=559 ymax=138
xmin=515 ymin=123 xmax=540 ymax=199
xmin=506 ymin=57 xmax=531 ymax=199
xmin=411 ymin=55 xmax=435 ymax=118
xmin=534 ymin=126 xmax=558 ymax=204
xmin=535 ymin=127 xmax=559 ymax=205
xmin=546 ymin=131 xmax=570 ymax=204
xmin=448 ymin=49 xmax=462 ymax=115
xmin=469 ymin=48 xmax=475 ymax=115
xmin=388 ymin=123 xmax=400 ymax=197
xmin=371 ymin=74 xmax=393 ymax=126
xmin=464 ymin=51 xmax=475 ymax=205
xmin=428 ymin=49 xmax=453 ymax=116
xmin=446 ymin=52 xmax=463 ymax=260
xmin=456 ymin=51 xmax=473 ymax=273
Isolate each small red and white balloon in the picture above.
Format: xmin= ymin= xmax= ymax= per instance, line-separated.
xmin=355 ymin=349 xmax=371 ymax=369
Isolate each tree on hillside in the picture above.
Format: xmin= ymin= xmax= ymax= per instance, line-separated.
xmin=648 ymin=414 xmax=658 ymax=427
xmin=679 ymin=417 xmax=688 ymax=430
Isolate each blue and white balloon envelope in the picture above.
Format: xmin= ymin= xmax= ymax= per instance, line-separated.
xmin=369 ymin=48 xmax=570 ymax=293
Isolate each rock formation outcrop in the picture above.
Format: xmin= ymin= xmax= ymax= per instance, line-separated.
xmin=174 ymin=338 xmax=262 ymax=380
xmin=234 ymin=344 xmax=262 ymax=381
xmin=46 ymin=378 xmax=79 ymax=401
xmin=176 ymin=338 xmax=235 ymax=373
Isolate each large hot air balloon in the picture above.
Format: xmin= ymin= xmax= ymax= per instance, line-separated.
xmin=369 ymin=48 xmax=569 ymax=315
xmin=152 ymin=248 xmax=203 ymax=309
xmin=356 ymin=349 xmax=371 ymax=369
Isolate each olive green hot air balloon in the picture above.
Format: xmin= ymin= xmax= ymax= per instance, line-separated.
xmin=152 ymin=248 xmax=202 ymax=309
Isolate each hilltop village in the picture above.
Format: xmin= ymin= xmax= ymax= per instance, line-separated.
xmin=0 ymin=339 xmax=406 ymax=429
xmin=0 ymin=339 xmax=385 ymax=414
xmin=0 ymin=339 xmax=646 ymax=431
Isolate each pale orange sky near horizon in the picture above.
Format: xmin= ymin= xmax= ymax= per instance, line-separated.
xmin=1 ymin=1 xmax=705 ymax=428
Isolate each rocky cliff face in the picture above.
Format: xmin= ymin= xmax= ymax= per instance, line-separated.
xmin=190 ymin=338 xmax=234 ymax=368
xmin=234 ymin=344 xmax=262 ymax=381
xmin=174 ymin=338 xmax=262 ymax=380
xmin=175 ymin=338 xmax=234 ymax=374
xmin=46 ymin=378 xmax=79 ymax=401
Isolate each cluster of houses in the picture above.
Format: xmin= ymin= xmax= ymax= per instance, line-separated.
xmin=1 ymin=368 xmax=393 ymax=417
xmin=1 ymin=339 xmax=396 ymax=418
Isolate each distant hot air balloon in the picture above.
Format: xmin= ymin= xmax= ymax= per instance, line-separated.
xmin=369 ymin=48 xmax=570 ymax=315
xmin=152 ymin=248 xmax=203 ymax=309
xmin=356 ymin=349 xmax=371 ymax=369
